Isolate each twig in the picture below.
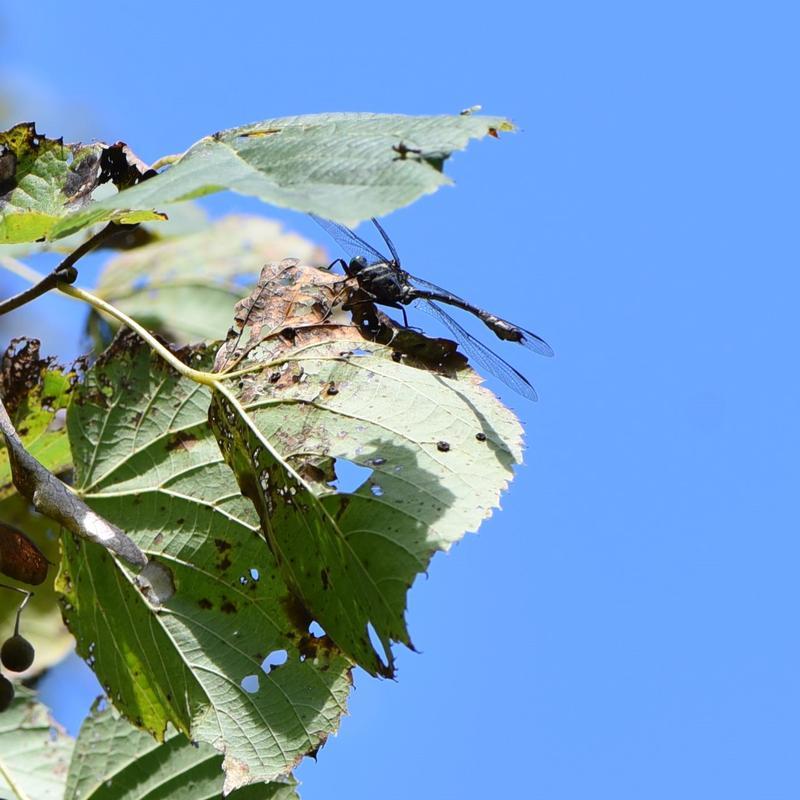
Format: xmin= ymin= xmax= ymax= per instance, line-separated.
xmin=0 ymin=222 xmax=135 ymax=316
xmin=0 ymin=396 xmax=147 ymax=569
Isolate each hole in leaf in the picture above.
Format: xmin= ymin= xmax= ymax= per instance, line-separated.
xmin=308 ymin=621 xmax=326 ymax=637
xmin=250 ymin=568 xmax=260 ymax=581
xmin=329 ymin=460 xmax=372 ymax=494
xmin=369 ymin=483 xmax=384 ymax=497
xmin=240 ymin=674 xmax=260 ymax=693
xmin=261 ymin=650 xmax=288 ymax=672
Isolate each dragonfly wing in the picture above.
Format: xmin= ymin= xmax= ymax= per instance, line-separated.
xmin=417 ymin=300 xmax=538 ymax=401
xmin=517 ymin=327 xmax=554 ymax=358
xmin=309 ymin=214 xmax=388 ymax=265
xmin=370 ymin=217 xmax=402 ymax=264
xmin=407 ymin=274 xmax=555 ymax=358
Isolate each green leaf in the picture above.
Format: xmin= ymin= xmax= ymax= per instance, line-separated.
xmin=92 ymin=215 xmax=326 ymax=343
xmin=0 ymin=688 xmax=74 ymax=800
xmin=0 ymin=494 xmax=73 ymax=674
xmin=53 ymin=112 xmax=514 ymax=237
xmin=60 ymin=335 xmax=351 ymax=790
xmin=0 ymin=338 xmax=73 ymax=500
xmin=209 ymin=260 xmax=523 ymax=677
xmin=0 ymin=123 xmax=163 ymax=245
xmin=0 ymin=201 xmax=209 ymax=259
xmin=65 ymin=702 xmax=299 ymax=799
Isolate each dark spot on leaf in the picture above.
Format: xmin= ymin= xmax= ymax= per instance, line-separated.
xmin=220 ymin=600 xmax=236 ymax=614
xmin=198 ymin=598 xmax=213 ymax=610
xmin=392 ymin=141 xmax=422 ymax=160
xmin=0 ymin=146 xmax=17 ymax=191
xmin=488 ymin=126 xmax=499 ymax=138
xmin=217 ymin=555 xmax=232 ymax=572
xmin=476 ymin=432 xmax=487 ymax=441
xmin=326 ymin=383 xmax=339 ymax=395
xmin=282 ymin=592 xmax=313 ymax=633
xmin=63 ymin=150 xmax=100 ymax=201
xmin=320 ymin=567 xmax=330 ymax=590
xmin=167 ymin=431 xmax=199 ymax=452
xmin=214 ymin=539 xmax=232 ymax=552
xmin=436 ymin=441 xmax=451 ymax=452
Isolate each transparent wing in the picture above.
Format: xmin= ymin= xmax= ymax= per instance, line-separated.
xmin=406 ymin=274 xmax=555 ymax=358
xmin=309 ymin=214 xmax=389 ymax=266
xmin=417 ymin=300 xmax=539 ymax=401
xmin=370 ymin=217 xmax=402 ymax=264
xmin=507 ymin=324 xmax=554 ymax=358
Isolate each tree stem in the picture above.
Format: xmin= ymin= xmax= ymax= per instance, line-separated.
xmin=0 ymin=222 xmax=135 ymax=316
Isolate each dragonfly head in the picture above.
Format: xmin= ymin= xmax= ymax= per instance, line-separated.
xmin=346 ymin=256 xmax=369 ymax=276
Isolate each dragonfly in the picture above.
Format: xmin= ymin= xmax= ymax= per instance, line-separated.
xmin=310 ymin=214 xmax=553 ymax=401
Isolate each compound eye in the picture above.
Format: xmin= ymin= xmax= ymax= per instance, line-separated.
xmin=349 ymin=256 xmax=368 ymax=273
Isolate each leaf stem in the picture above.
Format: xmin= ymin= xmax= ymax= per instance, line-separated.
xmin=0 ymin=759 xmax=32 ymax=800
xmin=58 ymin=284 xmax=219 ymax=387
xmin=0 ymin=223 xmax=135 ymax=316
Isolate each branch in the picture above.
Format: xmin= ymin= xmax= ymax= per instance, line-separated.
xmin=0 ymin=222 xmax=135 ymax=316
xmin=0 ymin=396 xmax=148 ymax=568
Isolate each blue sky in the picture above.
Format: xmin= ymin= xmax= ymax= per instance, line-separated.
xmin=3 ymin=2 xmax=800 ymax=798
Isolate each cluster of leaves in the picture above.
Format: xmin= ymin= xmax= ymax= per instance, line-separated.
xmin=0 ymin=112 xmax=523 ymax=797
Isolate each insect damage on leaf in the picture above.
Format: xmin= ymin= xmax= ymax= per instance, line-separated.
xmin=0 ymin=339 xmax=56 ymax=413
xmin=97 ymin=141 xmax=157 ymax=190
xmin=0 ymin=122 xmax=166 ymax=244
xmin=63 ymin=331 xmax=353 ymax=786
xmin=209 ymin=257 xmax=524 ymax=678
xmin=0 ymin=338 xmax=74 ymax=499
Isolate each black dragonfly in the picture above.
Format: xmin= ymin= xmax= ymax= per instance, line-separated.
xmin=310 ymin=214 xmax=553 ymax=401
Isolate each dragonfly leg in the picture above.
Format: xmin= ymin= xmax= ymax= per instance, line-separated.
xmin=327 ymin=258 xmax=349 ymax=272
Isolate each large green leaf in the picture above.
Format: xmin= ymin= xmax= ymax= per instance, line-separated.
xmin=0 ymin=337 xmax=73 ymax=500
xmin=59 ymin=336 xmax=351 ymax=791
xmin=0 ymin=688 xmax=74 ymax=800
xmin=0 ymin=494 xmax=73 ymax=675
xmin=92 ymin=215 xmax=326 ymax=343
xmin=0 ymin=123 xmax=163 ymax=244
xmin=52 ymin=112 xmax=513 ymax=239
xmin=65 ymin=702 xmax=298 ymax=800
xmin=209 ymin=259 xmax=524 ymax=677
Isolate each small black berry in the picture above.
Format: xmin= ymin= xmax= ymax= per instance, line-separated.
xmin=1 ymin=634 xmax=35 ymax=672
xmin=0 ymin=674 xmax=13 ymax=712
